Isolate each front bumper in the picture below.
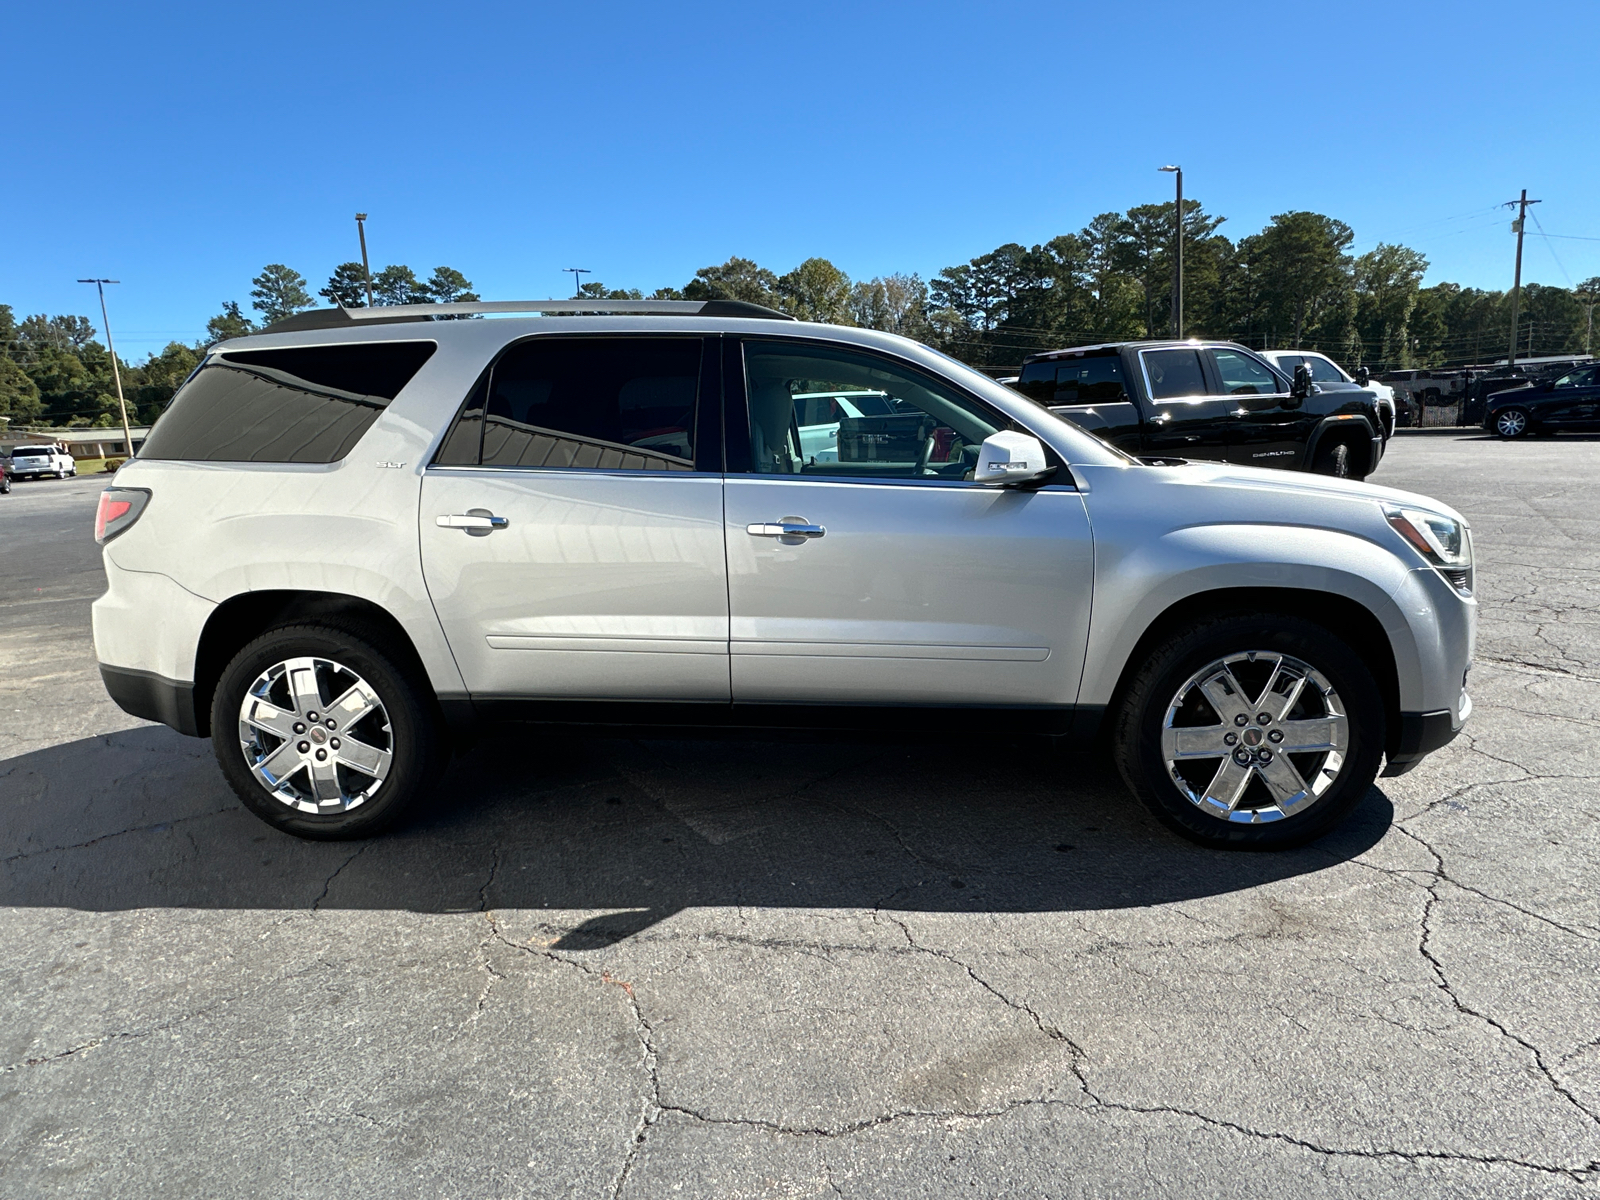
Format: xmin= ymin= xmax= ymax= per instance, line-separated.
xmin=1380 ymin=705 xmax=1466 ymax=776
xmin=1380 ymin=565 xmax=1474 ymax=775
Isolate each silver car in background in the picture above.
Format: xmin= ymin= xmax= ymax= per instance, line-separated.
xmin=91 ymin=300 xmax=1474 ymax=850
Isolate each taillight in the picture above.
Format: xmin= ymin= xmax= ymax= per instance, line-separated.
xmin=95 ymin=488 xmax=151 ymax=544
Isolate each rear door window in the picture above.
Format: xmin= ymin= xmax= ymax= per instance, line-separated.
xmin=439 ymin=337 xmax=705 ymax=471
xmin=139 ymin=341 xmax=435 ymax=463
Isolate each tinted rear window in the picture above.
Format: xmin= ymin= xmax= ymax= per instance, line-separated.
xmin=1016 ymin=356 xmax=1127 ymax=405
xmin=14 ymin=447 xmax=55 ymax=457
xmin=140 ymin=341 xmax=435 ymax=463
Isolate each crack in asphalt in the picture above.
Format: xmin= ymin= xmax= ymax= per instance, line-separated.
xmin=479 ymin=913 xmax=663 ymax=1199
xmin=1 ymin=807 xmax=236 ymax=864
xmin=311 ymin=843 xmax=371 ymax=911
xmin=1396 ymin=825 xmax=1600 ymax=1131
xmin=0 ymin=956 xmax=338 ymax=1076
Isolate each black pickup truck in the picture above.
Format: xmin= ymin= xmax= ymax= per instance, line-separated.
xmin=1014 ymin=340 xmax=1386 ymax=479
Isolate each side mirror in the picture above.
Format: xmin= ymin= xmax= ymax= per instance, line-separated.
xmin=1290 ymin=363 xmax=1312 ymax=403
xmin=1354 ymin=366 xmax=1370 ymax=387
xmin=974 ymin=431 xmax=1054 ymax=487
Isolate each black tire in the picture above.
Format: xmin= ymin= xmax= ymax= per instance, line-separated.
xmin=1112 ymin=613 xmax=1384 ymax=849
xmin=1494 ymin=408 xmax=1530 ymax=439
xmin=1312 ymin=439 xmax=1351 ymax=478
xmin=211 ymin=622 xmax=445 ymax=840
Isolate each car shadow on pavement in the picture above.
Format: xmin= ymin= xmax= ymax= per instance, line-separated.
xmin=2 ymin=724 xmax=1392 ymax=935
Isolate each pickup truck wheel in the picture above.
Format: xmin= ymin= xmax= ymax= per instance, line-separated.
xmin=1312 ymin=440 xmax=1351 ymax=477
xmin=211 ymin=622 xmax=444 ymax=840
xmin=1112 ymin=614 xmax=1383 ymax=849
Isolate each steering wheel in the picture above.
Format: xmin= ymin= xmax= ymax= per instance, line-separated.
xmin=914 ymin=422 xmax=939 ymax=477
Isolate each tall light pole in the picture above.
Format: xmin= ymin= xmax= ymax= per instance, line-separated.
xmin=1159 ymin=165 xmax=1183 ymax=339
xmin=563 ymin=268 xmax=591 ymax=298
xmin=1503 ymin=190 xmax=1540 ymax=365
xmin=355 ymin=213 xmax=375 ymax=307
xmin=77 ymin=278 xmax=135 ymax=459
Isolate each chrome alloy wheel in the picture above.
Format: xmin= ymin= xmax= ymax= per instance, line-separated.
xmin=1159 ymin=652 xmax=1349 ymax=824
xmin=237 ymin=656 xmax=393 ymax=814
xmin=1495 ymin=409 xmax=1527 ymax=437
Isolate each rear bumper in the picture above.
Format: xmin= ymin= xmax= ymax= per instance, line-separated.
xmin=100 ymin=665 xmax=202 ymax=737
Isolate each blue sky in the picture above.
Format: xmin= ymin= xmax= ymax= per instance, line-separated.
xmin=4 ymin=0 xmax=1597 ymax=358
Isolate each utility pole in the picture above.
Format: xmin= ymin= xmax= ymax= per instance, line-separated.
xmin=355 ymin=214 xmax=375 ymax=307
xmin=77 ymin=278 xmax=134 ymax=459
xmin=1503 ymin=190 xmax=1540 ymax=365
xmin=563 ymin=268 xmax=591 ymax=298
xmin=1159 ymin=165 xmax=1183 ymax=338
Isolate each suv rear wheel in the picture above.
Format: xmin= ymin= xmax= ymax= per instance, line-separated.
xmin=211 ymin=623 xmax=444 ymax=839
xmin=1112 ymin=614 xmax=1383 ymax=848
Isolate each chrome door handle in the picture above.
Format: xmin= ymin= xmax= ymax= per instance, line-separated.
xmin=747 ymin=521 xmax=825 ymax=539
xmin=437 ymin=513 xmax=509 ymax=530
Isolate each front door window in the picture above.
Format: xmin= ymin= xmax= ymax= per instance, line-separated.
xmin=742 ymin=341 xmax=1006 ymax=481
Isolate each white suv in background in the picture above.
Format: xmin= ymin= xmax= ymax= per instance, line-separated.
xmin=9 ymin=445 xmax=77 ymax=480
xmin=1260 ymin=350 xmax=1400 ymax=437
xmin=92 ymin=299 xmax=1475 ymax=850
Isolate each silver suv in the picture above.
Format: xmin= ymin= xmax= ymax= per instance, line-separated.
xmin=92 ymin=300 xmax=1475 ymax=849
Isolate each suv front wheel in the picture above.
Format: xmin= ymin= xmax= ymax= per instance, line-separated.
xmin=1112 ymin=614 xmax=1383 ymax=848
xmin=212 ymin=623 xmax=445 ymax=839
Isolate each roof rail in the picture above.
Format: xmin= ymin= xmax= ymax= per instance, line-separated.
xmin=261 ymin=298 xmax=798 ymax=334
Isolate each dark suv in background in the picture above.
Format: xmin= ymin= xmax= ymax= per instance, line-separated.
xmin=1014 ymin=340 xmax=1385 ymax=479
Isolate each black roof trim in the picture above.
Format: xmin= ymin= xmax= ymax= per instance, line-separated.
xmin=259 ymin=298 xmax=798 ymax=336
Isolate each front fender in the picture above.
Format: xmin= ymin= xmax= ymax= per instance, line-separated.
xmin=1079 ymin=522 xmax=1425 ymax=710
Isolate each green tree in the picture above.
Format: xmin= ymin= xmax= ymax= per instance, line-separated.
xmin=321 ymin=262 xmax=371 ymax=308
xmin=1251 ymin=212 xmax=1355 ymax=348
xmin=849 ymin=274 xmax=930 ymax=340
xmin=16 ymin=314 xmax=97 ymax=352
xmin=1353 ymin=243 xmax=1428 ymax=368
xmin=205 ymin=301 xmax=256 ymax=345
xmin=250 ymin=265 xmax=313 ymax=323
xmin=1578 ymin=277 xmax=1600 ymax=354
xmin=682 ymin=257 xmax=780 ymax=307
xmin=129 ymin=341 xmax=202 ymax=423
xmin=577 ymin=281 xmax=644 ymax=300
xmin=369 ymin=265 xmax=427 ymax=306
xmin=0 ymin=354 xmax=42 ymax=425
xmin=426 ymin=266 xmax=479 ymax=304
xmin=777 ymin=257 xmax=853 ymax=323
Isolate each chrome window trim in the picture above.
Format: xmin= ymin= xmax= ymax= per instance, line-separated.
xmin=424 ymin=463 xmax=715 ymax=479
xmin=425 ymin=463 xmax=1075 ymax=490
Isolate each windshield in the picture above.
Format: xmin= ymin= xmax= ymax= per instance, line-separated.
xmin=1304 ymin=355 xmax=1348 ymax=383
xmin=13 ymin=448 xmax=54 ymax=457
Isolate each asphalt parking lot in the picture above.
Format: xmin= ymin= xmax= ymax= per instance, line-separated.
xmin=3 ymin=436 xmax=1599 ymax=1198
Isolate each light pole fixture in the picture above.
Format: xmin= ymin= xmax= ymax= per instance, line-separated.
xmin=355 ymin=213 xmax=374 ymax=307
xmin=1159 ymin=165 xmax=1183 ymax=339
xmin=563 ymin=268 xmax=591 ymax=298
xmin=77 ymin=278 xmax=135 ymax=459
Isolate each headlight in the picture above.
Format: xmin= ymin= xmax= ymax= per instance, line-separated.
xmin=1384 ymin=505 xmax=1473 ymax=596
